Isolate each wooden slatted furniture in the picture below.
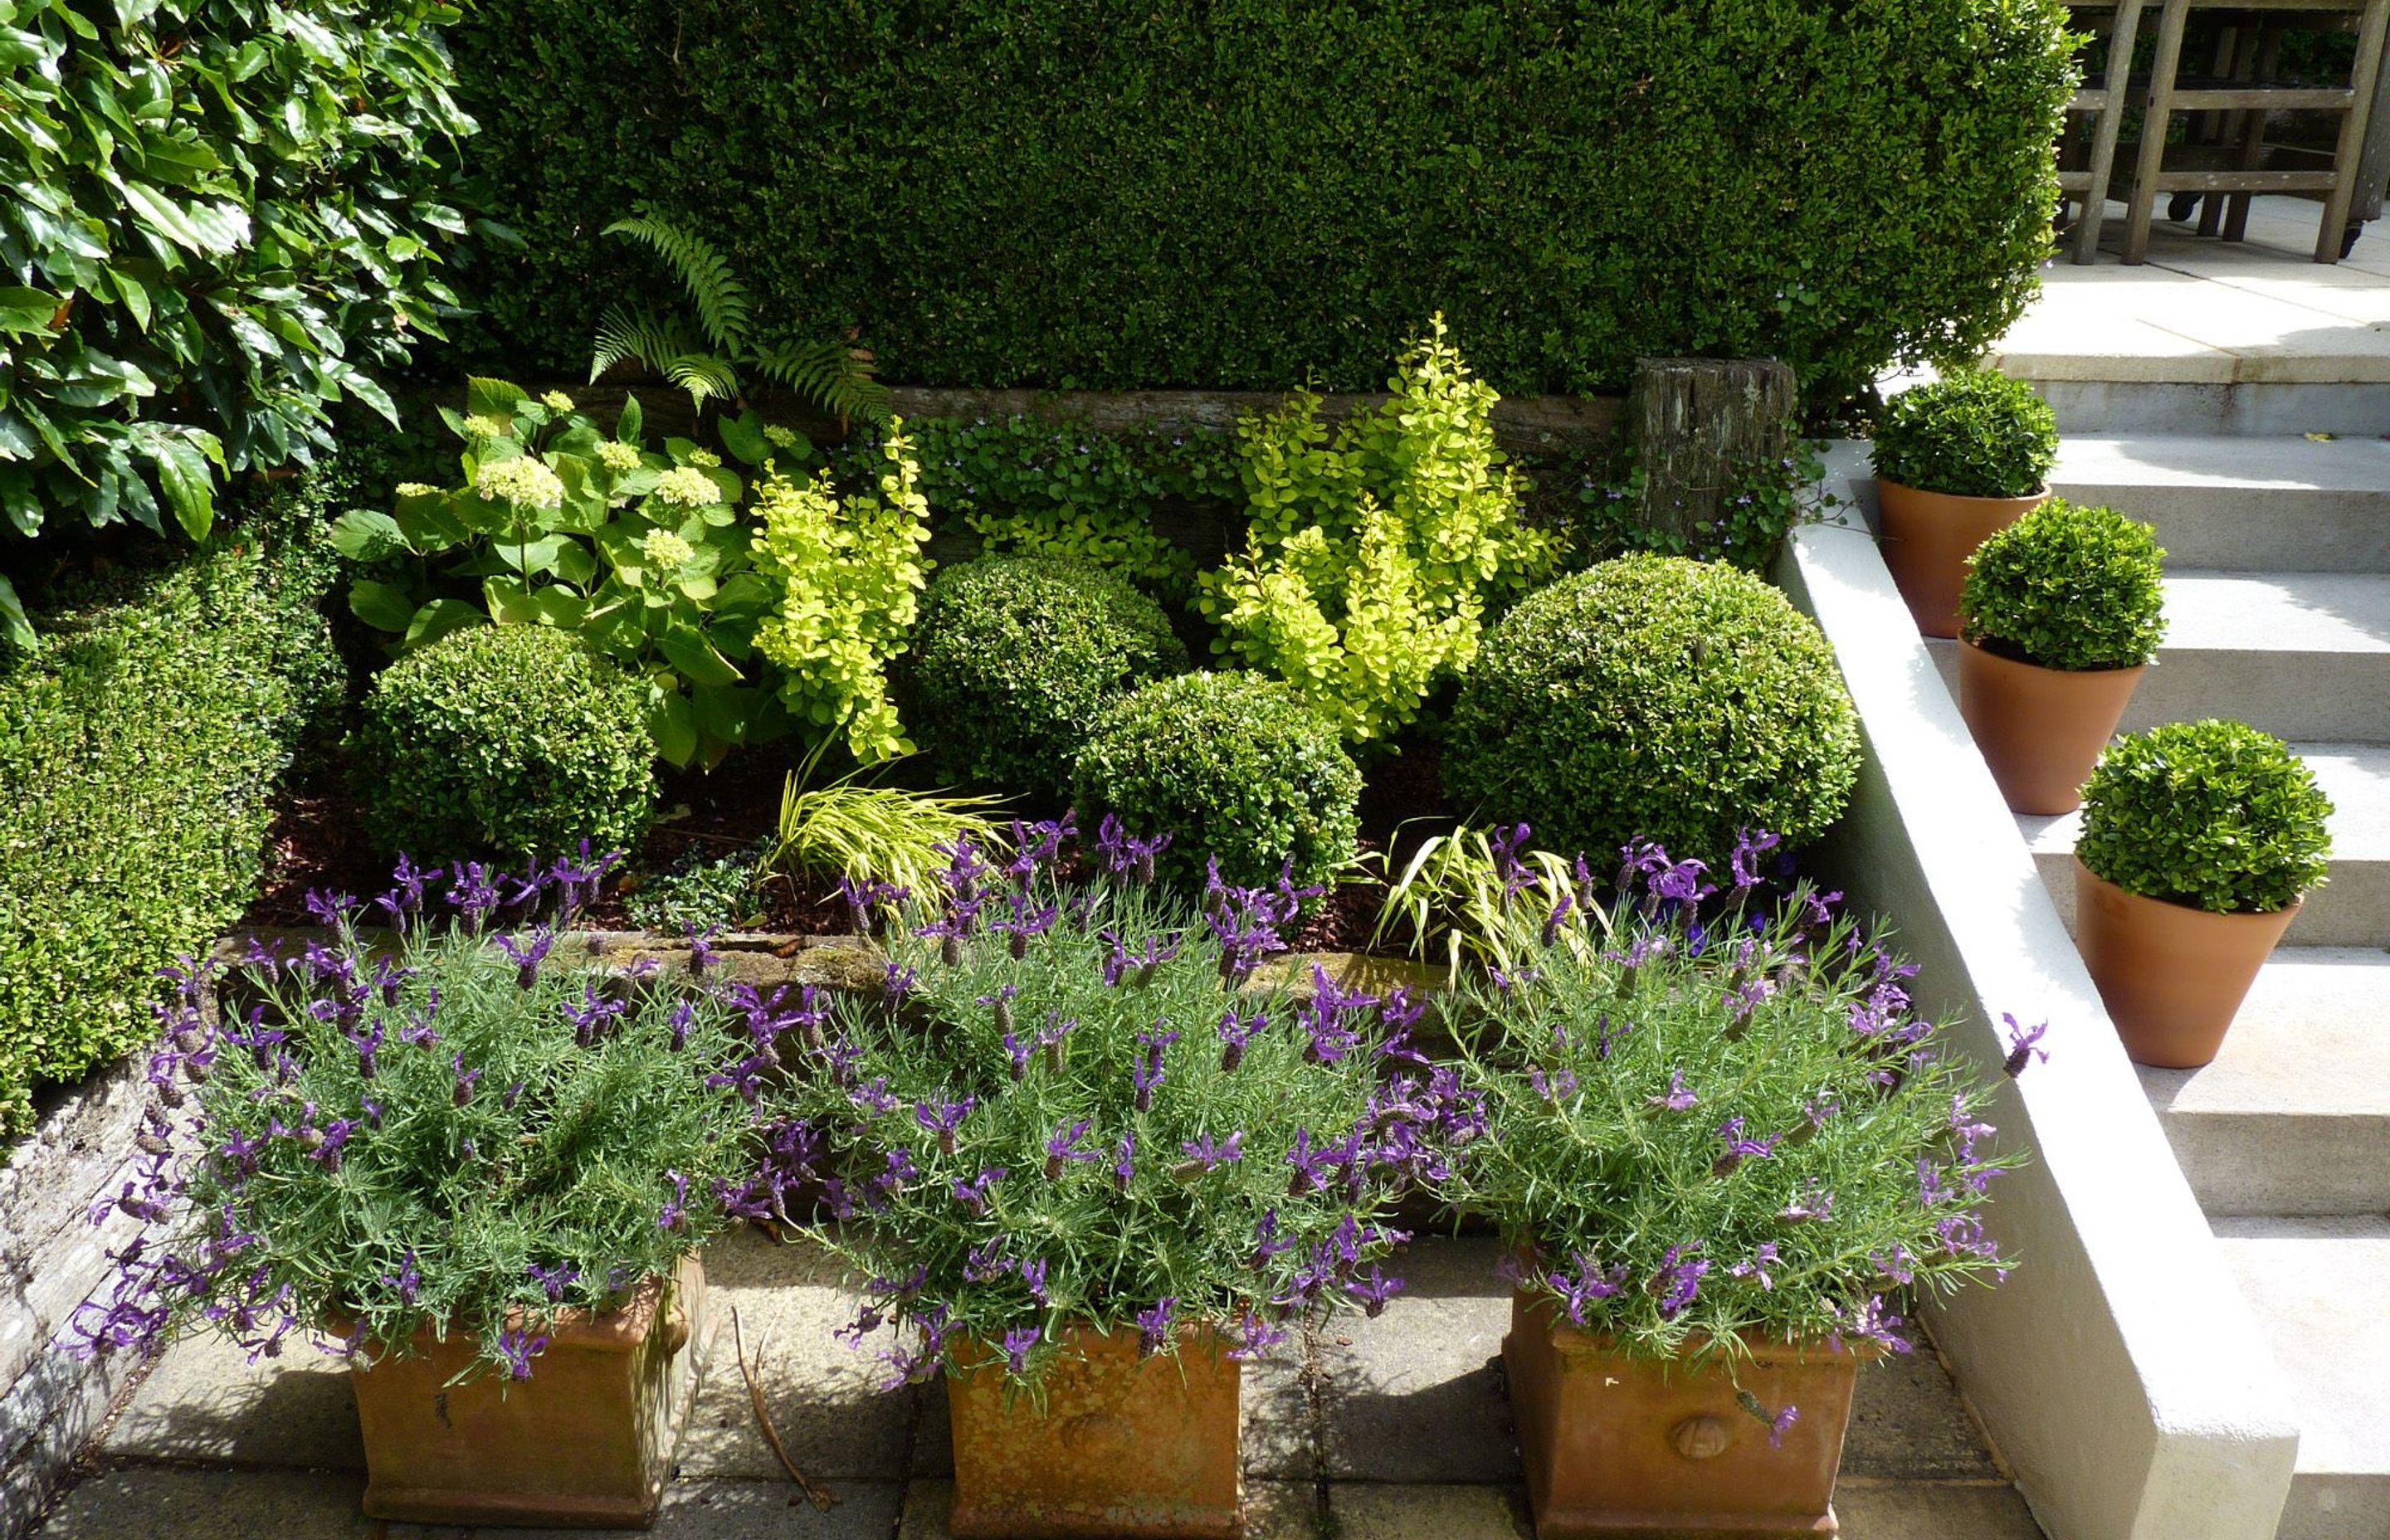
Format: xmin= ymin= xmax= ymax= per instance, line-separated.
xmin=2059 ymin=2 xmax=2153 ymax=263
xmin=2118 ymin=0 xmax=2390 ymax=262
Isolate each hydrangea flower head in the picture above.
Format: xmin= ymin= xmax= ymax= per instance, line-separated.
xmin=640 ymin=529 xmax=698 ymax=572
xmin=653 ymin=466 xmax=719 ymax=508
xmin=473 ymin=456 xmax=565 ymax=510
xmin=595 ymin=440 xmax=641 ymax=472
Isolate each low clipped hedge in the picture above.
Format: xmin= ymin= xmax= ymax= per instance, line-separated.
xmin=895 ymin=556 xmax=1191 ymax=806
xmin=448 ymin=0 xmax=2074 ymax=400
xmin=1072 ymin=671 xmax=1361 ymax=890
xmin=0 ymin=524 xmax=338 ymax=1138
xmin=353 ymin=626 xmax=658 ymax=865
xmin=1961 ymin=499 xmax=2168 ymax=670
xmin=1445 ymin=555 xmax=1861 ymax=868
xmin=2078 ymin=721 xmax=2333 ymax=914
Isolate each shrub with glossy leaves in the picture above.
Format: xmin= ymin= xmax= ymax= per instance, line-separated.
xmin=1445 ymin=557 xmax=1861 ymax=870
xmin=1450 ymin=843 xmax=2022 ymax=1372
xmin=1072 ymin=671 xmax=1361 ymax=891
xmin=1871 ymin=371 xmax=2058 ymax=500
xmin=353 ymin=625 xmax=657 ymax=863
xmin=0 ymin=0 xmax=475 ymax=646
xmin=1960 ymin=499 xmax=2166 ymax=670
xmin=2078 ymin=721 xmax=2333 ymax=914
xmin=897 ymin=556 xmax=1190 ymax=804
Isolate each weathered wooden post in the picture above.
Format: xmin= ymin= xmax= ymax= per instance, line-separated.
xmin=1626 ymin=358 xmax=1796 ymax=558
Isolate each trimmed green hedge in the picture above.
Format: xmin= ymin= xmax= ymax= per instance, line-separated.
xmin=447 ymin=0 xmax=2073 ymax=400
xmin=0 ymin=515 xmax=338 ymax=1138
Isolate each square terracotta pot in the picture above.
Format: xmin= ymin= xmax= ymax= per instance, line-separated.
xmin=1503 ymin=1293 xmax=1858 ymax=1538
xmin=946 ymin=1322 xmax=1242 ymax=1538
xmin=345 ymin=1253 xmax=709 ymax=1529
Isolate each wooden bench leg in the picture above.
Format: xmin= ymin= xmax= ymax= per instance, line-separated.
xmin=2318 ymin=0 xmax=2390 ymax=261
xmin=2126 ymin=0 xmax=2192 ymax=264
xmin=2079 ymin=0 xmax=2147 ymax=262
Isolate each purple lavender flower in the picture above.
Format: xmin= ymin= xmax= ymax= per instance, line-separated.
xmin=685 ymin=923 xmax=722 ymax=978
xmin=1021 ymin=1258 xmax=1050 ymax=1304
xmin=1095 ymin=815 xmax=1172 ymax=885
xmin=372 ymin=854 xmax=444 ymax=927
xmin=1135 ymin=1296 xmax=1178 ymax=1356
xmin=993 ymin=896 xmax=1060 ymax=959
xmin=1343 ymin=1265 xmax=1405 ymax=1318
xmin=528 ymin=1262 xmax=579 ymax=1303
xmin=1646 ymin=1068 xmax=1697 ymax=1112
xmin=1251 ymin=1210 xmax=1296 ymax=1268
xmin=1178 ymin=1131 xmax=1244 ymax=1173
xmin=951 ymin=1166 xmax=1007 ymax=1216
xmin=1778 ymin=1184 xmax=1834 ymax=1225
xmin=548 ymin=842 xmax=622 ymax=919
xmin=1227 ymin=1309 xmax=1289 ymax=1362
xmin=1107 ymin=1129 xmax=1136 ymax=1192
xmin=493 ymin=928 xmax=555 ymax=990
xmin=1650 ymin=1244 xmax=1710 ymax=1320
xmin=446 ymin=861 xmax=505 ymax=929
xmin=1546 ymin=1250 xmax=1629 ymax=1326
xmin=963 ymin=1239 xmax=1010 ymax=1284
xmin=1729 ymin=829 xmax=1783 ymax=891
xmin=303 ymin=888 xmax=355 ymax=928
xmin=1217 ymin=1007 xmax=1266 ymax=1072
xmin=1002 ymin=1324 xmax=1041 ymax=1375
xmin=1285 ymin=1129 xmax=1334 ymax=1196
xmin=562 ymin=982 xmax=627 ymax=1048
xmin=1043 ymin=1118 xmax=1099 ymax=1182
xmin=1038 ymin=1011 xmax=1077 ymax=1073
xmin=1729 ymin=1243 xmax=1782 ymax=1291
xmin=383 ymin=1250 xmax=422 ymax=1306
xmin=914 ymin=1095 xmax=976 ymax=1156
xmin=495 ymin=1325 xmax=549 ymax=1380
xmin=1837 ymin=1295 xmax=1913 ymax=1354
xmin=450 ymin=1053 xmax=481 ymax=1107
xmin=1770 ymin=1404 xmax=1801 ymax=1446
xmin=884 ymin=962 xmax=918 ymax=1003
xmin=1713 ymin=1117 xmax=1781 ymax=1176
xmin=2002 ymin=1013 xmax=2049 ymax=1078
xmin=658 ymin=1170 xmax=690 ymax=1232
xmin=1131 ymin=1025 xmax=1177 ymax=1111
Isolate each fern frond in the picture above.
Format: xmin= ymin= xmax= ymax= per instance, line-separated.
xmin=589 ymin=303 xmax=697 ymax=385
xmin=602 ymin=215 xmax=754 ymax=356
xmin=662 ymin=351 xmax=742 ymax=410
xmin=758 ymin=336 xmax=893 ymax=427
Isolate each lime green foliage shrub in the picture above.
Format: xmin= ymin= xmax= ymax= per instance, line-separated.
xmin=1200 ymin=320 xmax=1554 ymax=747
xmin=1961 ymin=499 xmax=2167 ymax=670
xmin=1445 ymin=556 xmax=1861 ymax=869
xmin=750 ymin=426 xmax=934 ymax=762
xmin=889 ymin=416 xmax=1242 ymax=596
xmin=0 ymin=0 xmax=475 ymax=646
xmin=897 ymin=556 xmax=1190 ymax=804
xmin=0 ymin=525 xmax=336 ymax=1137
xmin=443 ymin=0 xmax=2072 ymax=403
xmin=339 ymin=379 xmax=807 ymax=770
xmin=2078 ymin=722 xmax=2333 ymax=914
xmin=1871 ymin=371 xmax=2059 ymax=500
xmin=353 ymin=626 xmax=658 ymax=863
xmin=1072 ymin=672 xmax=1361 ymax=890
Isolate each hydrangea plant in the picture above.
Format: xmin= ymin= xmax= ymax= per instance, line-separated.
xmin=66 ymin=852 xmax=822 ymax=1381
xmin=1445 ymin=829 xmax=2027 ymax=1435
xmin=777 ymin=819 xmax=1485 ymax=1388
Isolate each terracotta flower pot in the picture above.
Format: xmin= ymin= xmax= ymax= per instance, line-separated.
xmin=946 ymin=1322 xmax=1241 ymax=1539
xmin=1957 ymin=641 xmax=2146 ymax=815
xmin=344 ymin=1254 xmax=708 ymax=1528
xmin=1875 ymin=480 xmax=2046 ymax=638
xmin=2074 ymin=858 xmax=2300 ymax=1068
xmin=1503 ymin=1293 xmax=1860 ymax=1538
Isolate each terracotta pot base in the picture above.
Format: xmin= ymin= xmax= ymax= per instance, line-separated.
xmin=1957 ymin=642 xmax=2145 ymax=815
xmin=947 ymin=1323 xmax=1242 ymax=1539
xmin=1504 ymin=1294 xmax=1858 ymax=1538
xmin=2075 ymin=860 xmax=2300 ymax=1068
xmin=1875 ymin=480 xmax=2045 ymax=638
xmin=347 ymin=1255 xmax=707 ymax=1529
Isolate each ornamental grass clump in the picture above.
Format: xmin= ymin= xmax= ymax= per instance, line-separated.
xmin=2078 ymin=722 xmax=2333 ymax=914
xmin=66 ymin=851 xmax=820 ymax=1381
xmin=1960 ymin=500 xmax=2167 ymax=670
xmin=1447 ymin=831 xmax=2025 ymax=1414
xmin=1870 ymin=371 xmax=2058 ymax=500
xmin=778 ymin=819 xmax=1485 ymax=1389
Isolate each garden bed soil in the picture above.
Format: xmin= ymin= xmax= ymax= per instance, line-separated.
xmin=245 ymin=733 xmax=1457 ymax=954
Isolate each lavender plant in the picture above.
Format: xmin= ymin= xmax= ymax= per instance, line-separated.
xmin=66 ymin=852 xmax=807 ymax=1382
xmin=1446 ymin=831 xmax=2027 ymax=1432
xmin=778 ymin=817 xmax=1485 ymax=1390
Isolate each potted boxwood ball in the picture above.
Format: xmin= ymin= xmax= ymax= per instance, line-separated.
xmin=67 ymin=852 xmax=809 ymax=1528
xmin=1957 ymin=499 xmax=2167 ymax=814
xmin=2075 ymin=722 xmax=2334 ymax=1067
xmin=1450 ymin=836 xmax=2022 ymax=1539
xmin=786 ymin=820 xmax=1480 ymax=1538
xmin=1871 ymin=370 xmax=2058 ymax=637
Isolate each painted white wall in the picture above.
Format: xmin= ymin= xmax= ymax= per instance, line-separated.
xmin=1776 ymin=448 xmax=2298 ymax=1540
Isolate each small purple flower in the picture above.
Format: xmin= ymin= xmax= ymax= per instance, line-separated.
xmin=1713 ymin=1117 xmax=1780 ymax=1176
xmin=1285 ymin=1128 xmax=1334 ymax=1196
xmin=495 ymin=1325 xmax=549 ymax=1380
xmin=1546 ymin=1250 xmax=1629 ymax=1326
xmin=914 ymin=1095 xmax=975 ymax=1156
xmin=2002 ymin=1013 xmax=2049 ymax=1078
xmin=1227 ymin=1309 xmax=1289 ymax=1362
xmin=1837 ymin=1295 xmax=1913 ymax=1354
xmin=1111 ymin=1129 xmax=1137 ymax=1192
xmin=658 ymin=1170 xmax=690 ymax=1232
xmin=950 ymin=1167 xmax=1006 ymax=1216
xmin=1729 ymin=1243 xmax=1782 ymax=1291
xmin=528 ymin=1262 xmax=578 ymax=1303
xmin=1217 ymin=1006 xmax=1266 ymax=1073
xmin=883 ymin=962 xmax=918 ymax=1003
xmin=1778 ymin=1184 xmax=1835 ymax=1225
xmin=1251 ymin=1210 xmax=1296 ymax=1267
xmin=1044 ymin=1119 xmax=1100 ymax=1182
xmin=1646 ymin=1068 xmax=1697 ymax=1112
xmin=1178 ymin=1131 xmax=1244 ymax=1172
xmin=1771 ymin=1404 xmax=1801 ymax=1446
xmin=450 ymin=1053 xmax=481 ymax=1107
xmin=963 ymin=1239 xmax=1010 ymax=1284
xmin=1095 ymin=815 xmax=1172 ymax=885
xmin=1729 ymin=828 xmax=1783 ymax=891
xmin=383 ymin=1250 xmax=422 ymax=1306
xmin=1135 ymin=1296 xmax=1178 ymax=1356
xmin=562 ymin=982 xmax=627 ymax=1047
xmin=493 ymin=928 xmax=555 ymax=990
xmin=1132 ymin=1024 xmax=1178 ymax=1111
xmin=1021 ymin=1258 xmax=1050 ymax=1304
xmin=1002 ymin=1324 xmax=1041 ymax=1375
xmin=1343 ymin=1265 xmax=1405 ymax=1318
xmin=685 ymin=923 xmax=722 ymax=977
xmin=992 ymin=896 xmax=1060 ymax=959
xmin=1650 ymin=1244 xmax=1710 ymax=1320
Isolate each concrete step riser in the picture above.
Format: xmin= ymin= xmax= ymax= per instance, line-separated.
xmin=1930 ymin=642 xmax=2390 ymax=757
xmin=2046 ymin=481 xmax=2390 ymax=573
xmin=2033 ymin=850 xmax=2390 ymax=949
xmin=2155 ymin=1105 xmax=2390 ymax=1218
xmin=2030 ymin=379 xmax=2390 ymax=436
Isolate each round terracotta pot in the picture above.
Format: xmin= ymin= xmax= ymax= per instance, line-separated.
xmin=1875 ymin=480 xmax=2046 ymax=638
xmin=1957 ymin=641 xmax=2146 ymax=815
xmin=2074 ymin=858 xmax=2300 ymax=1069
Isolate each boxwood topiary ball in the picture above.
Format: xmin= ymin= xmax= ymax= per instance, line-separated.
xmin=1071 ymin=670 xmax=1361 ymax=890
xmin=2077 ymin=720 xmax=2333 ymax=914
xmin=1445 ymin=555 xmax=1861 ymax=869
xmin=353 ymin=625 xmax=658 ymax=864
xmin=1959 ymin=498 xmax=2167 ymax=670
xmin=895 ymin=555 xmax=1190 ymax=804
xmin=1870 ymin=368 xmax=2059 ymax=500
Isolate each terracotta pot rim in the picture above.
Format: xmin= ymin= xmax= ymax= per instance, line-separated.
xmin=1874 ymin=475 xmax=2050 ymax=504
xmin=330 ymin=1266 xmax=680 ymax=1355
xmin=1512 ymin=1289 xmax=1864 ymax=1364
xmin=2071 ymin=855 xmax=2308 ymax=923
xmin=949 ymin=1318 xmax=1227 ymax=1376
xmin=1956 ymin=636 xmax=2150 ymax=675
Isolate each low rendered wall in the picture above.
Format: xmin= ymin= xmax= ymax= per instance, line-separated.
xmin=1776 ymin=447 xmax=2298 ymax=1540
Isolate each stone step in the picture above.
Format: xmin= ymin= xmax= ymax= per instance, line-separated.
xmin=2021 ymin=380 xmax=2390 ymax=437
xmin=1926 ymin=570 xmax=2390 ymax=743
xmin=2138 ymin=948 xmax=2390 ymax=1216
xmin=2050 ymin=436 xmax=2390 ymax=573
xmin=2017 ymin=742 xmax=2390 ymax=948
xmin=2212 ymin=1216 xmax=2390 ymax=1540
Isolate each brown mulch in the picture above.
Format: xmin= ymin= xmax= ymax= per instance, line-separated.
xmin=243 ymin=729 xmax=1461 ymax=953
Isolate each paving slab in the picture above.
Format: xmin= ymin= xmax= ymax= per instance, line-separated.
xmin=1832 ymin=1479 xmax=2046 ymax=1538
xmin=468 ymin=1479 xmax=901 ymax=1539
xmin=1329 ymin=1483 xmax=1531 ymax=1539
xmin=2048 ymin=435 xmax=2390 ymax=573
xmin=105 ymin=1333 xmax=363 ymax=1469
xmin=30 ymin=1467 xmax=408 ymax=1540
xmin=1843 ymin=1348 xmax=2005 ymax=1483
xmin=895 ymin=1478 xmax=1319 ymax=1540
xmin=1313 ymin=1235 xmax=1519 ymax=1483
xmin=676 ymin=1228 xmax=919 ymax=1483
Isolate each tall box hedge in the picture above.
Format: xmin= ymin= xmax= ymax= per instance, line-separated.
xmin=447 ymin=0 xmax=2074 ymax=400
